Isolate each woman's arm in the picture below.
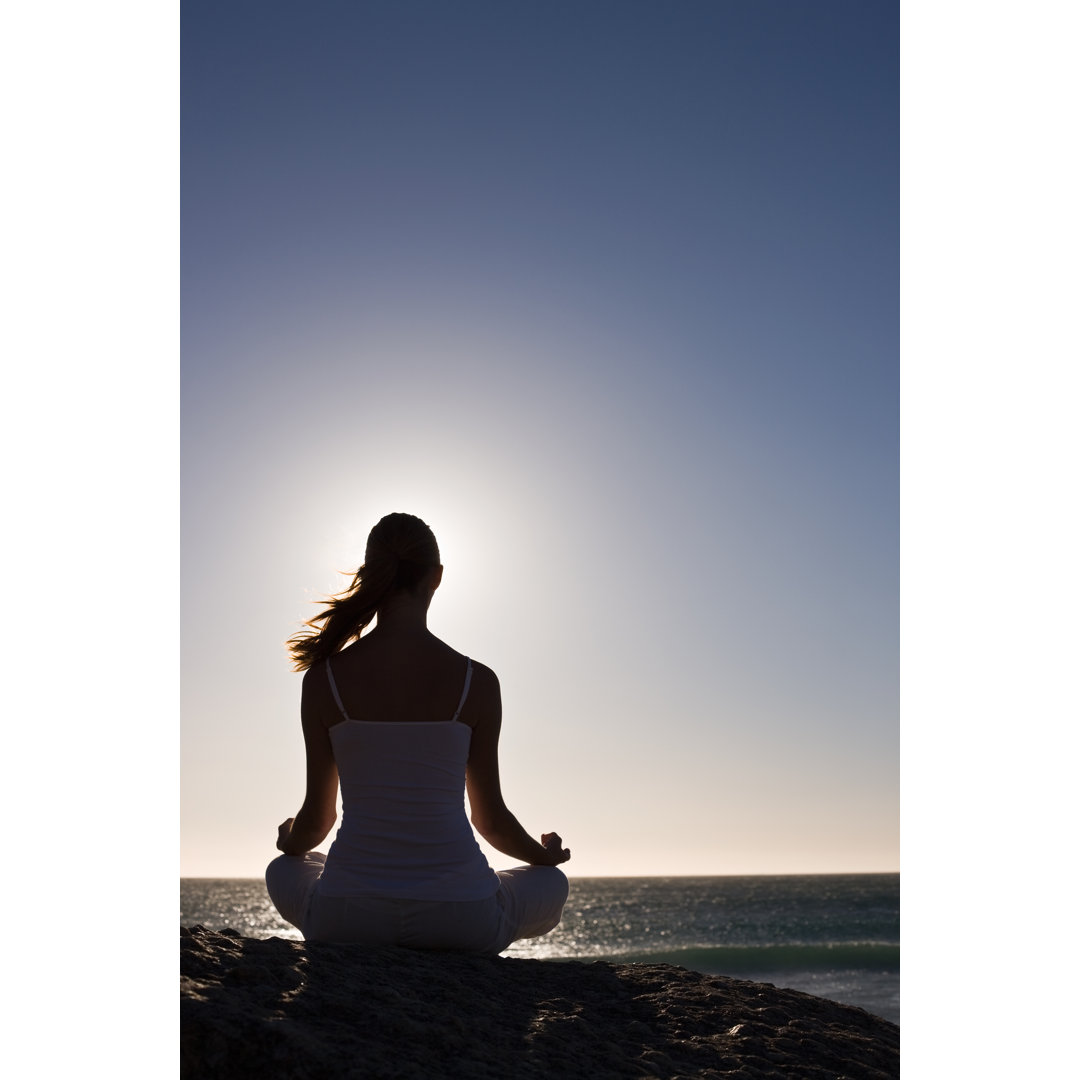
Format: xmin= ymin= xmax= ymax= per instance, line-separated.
xmin=276 ymin=666 xmax=340 ymax=855
xmin=465 ymin=666 xmax=570 ymax=867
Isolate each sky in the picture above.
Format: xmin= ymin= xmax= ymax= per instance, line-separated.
xmin=181 ymin=0 xmax=899 ymax=878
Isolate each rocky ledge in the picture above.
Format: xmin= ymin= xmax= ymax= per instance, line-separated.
xmin=181 ymin=925 xmax=899 ymax=1079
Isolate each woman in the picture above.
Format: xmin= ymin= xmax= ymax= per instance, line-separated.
xmin=266 ymin=512 xmax=570 ymax=953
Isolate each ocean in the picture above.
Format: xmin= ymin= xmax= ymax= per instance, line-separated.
xmin=181 ymin=873 xmax=899 ymax=1025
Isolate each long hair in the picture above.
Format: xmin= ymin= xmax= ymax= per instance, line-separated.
xmin=287 ymin=512 xmax=441 ymax=671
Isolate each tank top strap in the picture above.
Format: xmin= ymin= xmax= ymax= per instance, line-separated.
xmin=450 ymin=658 xmax=473 ymax=723
xmin=325 ymin=657 xmax=352 ymax=722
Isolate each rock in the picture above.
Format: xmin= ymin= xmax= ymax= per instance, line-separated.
xmin=180 ymin=925 xmax=899 ymax=1079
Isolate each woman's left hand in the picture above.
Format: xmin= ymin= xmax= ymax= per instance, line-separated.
xmin=540 ymin=832 xmax=571 ymax=865
xmin=276 ymin=818 xmax=295 ymax=852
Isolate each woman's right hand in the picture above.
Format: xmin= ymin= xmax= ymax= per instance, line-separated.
xmin=276 ymin=818 xmax=296 ymax=853
xmin=540 ymin=832 xmax=571 ymax=865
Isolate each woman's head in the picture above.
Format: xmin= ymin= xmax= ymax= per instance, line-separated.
xmin=364 ymin=512 xmax=441 ymax=594
xmin=287 ymin=513 xmax=442 ymax=670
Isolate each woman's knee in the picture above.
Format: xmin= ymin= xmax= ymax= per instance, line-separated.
xmin=543 ymin=866 xmax=570 ymax=919
xmin=265 ymin=854 xmax=288 ymax=880
xmin=265 ymin=852 xmax=317 ymax=892
xmin=494 ymin=864 xmax=569 ymax=946
xmin=264 ymin=854 xmax=290 ymax=897
xmin=500 ymin=863 xmax=567 ymax=887
xmin=526 ymin=864 xmax=569 ymax=904
xmin=264 ymin=851 xmax=326 ymax=930
xmin=550 ymin=865 xmax=569 ymax=900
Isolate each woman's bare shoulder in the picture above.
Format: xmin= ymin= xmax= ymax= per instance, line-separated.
xmin=463 ymin=659 xmax=501 ymax=717
xmin=300 ymin=658 xmax=329 ymax=689
xmin=463 ymin=655 xmax=498 ymax=682
xmin=299 ymin=658 xmax=340 ymax=727
xmin=427 ymin=638 xmax=497 ymax=682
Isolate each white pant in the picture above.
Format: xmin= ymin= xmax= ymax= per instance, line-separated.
xmin=265 ymin=853 xmax=568 ymax=955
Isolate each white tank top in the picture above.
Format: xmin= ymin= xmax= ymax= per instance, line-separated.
xmin=315 ymin=656 xmax=499 ymax=902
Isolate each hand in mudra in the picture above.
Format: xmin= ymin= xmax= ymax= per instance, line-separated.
xmin=276 ymin=818 xmax=295 ymax=852
xmin=541 ymin=832 xmax=571 ymax=865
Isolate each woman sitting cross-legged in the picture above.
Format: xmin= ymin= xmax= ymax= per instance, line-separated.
xmin=266 ymin=512 xmax=570 ymax=953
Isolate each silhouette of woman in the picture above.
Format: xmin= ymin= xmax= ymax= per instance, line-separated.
xmin=266 ymin=512 xmax=570 ymax=952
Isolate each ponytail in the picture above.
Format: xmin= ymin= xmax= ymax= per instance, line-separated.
xmin=287 ymin=513 xmax=440 ymax=671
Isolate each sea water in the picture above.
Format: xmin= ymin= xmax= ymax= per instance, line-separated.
xmin=181 ymin=873 xmax=899 ymax=1025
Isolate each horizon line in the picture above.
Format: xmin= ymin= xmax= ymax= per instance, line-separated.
xmin=181 ymin=869 xmax=901 ymax=881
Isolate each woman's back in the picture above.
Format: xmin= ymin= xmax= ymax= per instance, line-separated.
xmin=318 ymin=633 xmax=479 ymax=728
xmin=314 ymin=636 xmax=500 ymax=901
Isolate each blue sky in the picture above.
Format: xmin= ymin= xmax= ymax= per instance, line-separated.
xmin=181 ymin=0 xmax=898 ymax=876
